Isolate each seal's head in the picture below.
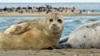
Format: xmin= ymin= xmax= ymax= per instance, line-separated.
xmin=44 ymin=13 xmax=64 ymax=35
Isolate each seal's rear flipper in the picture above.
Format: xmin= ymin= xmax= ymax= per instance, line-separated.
xmin=59 ymin=37 xmax=68 ymax=44
xmin=55 ymin=43 xmax=72 ymax=49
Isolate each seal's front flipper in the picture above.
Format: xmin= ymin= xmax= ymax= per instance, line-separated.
xmin=4 ymin=22 xmax=30 ymax=35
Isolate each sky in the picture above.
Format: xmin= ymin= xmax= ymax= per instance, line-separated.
xmin=0 ymin=0 xmax=100 ymax=3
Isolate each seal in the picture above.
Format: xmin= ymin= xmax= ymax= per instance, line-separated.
xmin=56 ymin=21 xmax=100 ymax=49
xmin=0 ymin=12 xmax=64 ymax=50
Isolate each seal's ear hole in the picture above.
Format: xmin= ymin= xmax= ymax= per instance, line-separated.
xmin=57 ymin=19 xmax=62 ymax=23
xmin=49 ymin=19 xmax=53 ymax=22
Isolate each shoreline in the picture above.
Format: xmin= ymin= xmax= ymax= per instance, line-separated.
xmin=0 ymin=4 xmax=99 ymax=17
xmin=0 ymin=13 xmax=100 ymax=17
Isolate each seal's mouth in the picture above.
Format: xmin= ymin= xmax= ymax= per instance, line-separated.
xmin=52 ymin=32 xmax=60 ymax=35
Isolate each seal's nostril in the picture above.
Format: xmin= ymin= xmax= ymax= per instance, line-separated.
xmin=53 ymin=24 xmax=56 ymax=26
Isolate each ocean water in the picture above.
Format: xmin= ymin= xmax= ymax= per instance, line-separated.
xmin=0 ymin=16 xmax=100 ymax=39
xmin=0 ymin=3 xmax=100 ymax=11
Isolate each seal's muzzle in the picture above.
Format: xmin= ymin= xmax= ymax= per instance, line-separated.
xmin=51 ymin=24 xmax=59 ymax=30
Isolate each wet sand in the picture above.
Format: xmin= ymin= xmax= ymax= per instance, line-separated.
xmin=0 ymin=49 xmax=100 ymax=56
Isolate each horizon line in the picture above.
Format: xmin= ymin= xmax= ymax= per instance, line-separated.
xmin=1 ymin=2 xmax=100 ymax=3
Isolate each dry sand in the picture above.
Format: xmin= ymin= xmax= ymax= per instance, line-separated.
xmin=0 ymin=12 xmax=100 ymax=17
xmin=0 ymin=49 xmax=100 ymax=56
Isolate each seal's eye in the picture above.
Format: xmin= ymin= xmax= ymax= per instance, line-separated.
xmin=49 ymin=19 xmax=53 ymax=22
xmin=57 ymin=19 xmax=62 ymax=23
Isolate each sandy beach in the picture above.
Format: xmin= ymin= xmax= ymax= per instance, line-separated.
xmin=0 ymin=49 xmax=99 ymax=56
xmin=0 ymin=12 xmax=100 ymax=17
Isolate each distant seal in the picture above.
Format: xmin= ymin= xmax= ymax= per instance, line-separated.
xmin=57 ymin=21 xmax=100 ymax=49
xmin=0 ymin=13 xmax=64 ymax=50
